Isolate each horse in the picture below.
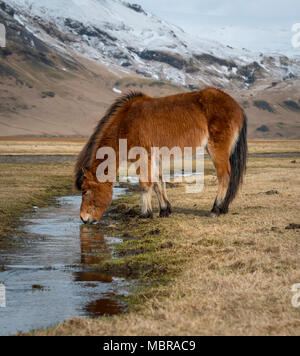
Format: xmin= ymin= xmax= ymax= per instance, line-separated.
xmin=75 ymin=88 xmax=247 ymax=224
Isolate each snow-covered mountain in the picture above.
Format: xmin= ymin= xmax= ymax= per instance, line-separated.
xmin=3 ymin=0 xmax=300 ymax=89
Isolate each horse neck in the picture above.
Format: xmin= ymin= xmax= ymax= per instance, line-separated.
xmin=90 ymin=118 xmax=120 ymax=188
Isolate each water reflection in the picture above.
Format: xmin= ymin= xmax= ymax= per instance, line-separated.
xmin=80 ymin=225 xmax=111 ymax=265
xmin=75 ymin=225 xmax=113 ymax=284
xmin=84 ymin=295 xmax=125 ymax=318
xmin=76 ymin=225 xmax=126 ymax=316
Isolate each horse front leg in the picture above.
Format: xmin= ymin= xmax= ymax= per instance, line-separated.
xmin=139 ymin=182 xmax=153 ymax=219
xmin=154 ymin=181 xmax=172 ymax=218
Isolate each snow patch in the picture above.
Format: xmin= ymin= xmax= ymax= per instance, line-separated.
xmin=113 ymin=88 xmax=122 ymax=94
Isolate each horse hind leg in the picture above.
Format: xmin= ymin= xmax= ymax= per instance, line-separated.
xmin=210 ymin=168 xmax=230 ymax=217
xmin=207 ymin=145 xmax=231 ymax=217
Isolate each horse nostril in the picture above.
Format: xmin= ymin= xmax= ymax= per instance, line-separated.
xmin=81 ymin=216 xmax=89 ymax=224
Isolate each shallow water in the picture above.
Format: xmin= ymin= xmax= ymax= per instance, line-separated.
xmin=0 ymin=189 xmax=130 ymax=336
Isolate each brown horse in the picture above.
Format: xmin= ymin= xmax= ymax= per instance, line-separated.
xmin=75 ymin=88 xmax=247 ymax=224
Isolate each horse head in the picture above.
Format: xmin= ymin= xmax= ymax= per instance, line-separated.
xmin=80 ymin=168 xmax=113 ymax=224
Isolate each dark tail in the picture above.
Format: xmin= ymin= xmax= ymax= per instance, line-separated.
xmin=221 ymin=112 xmax=248 ymax=213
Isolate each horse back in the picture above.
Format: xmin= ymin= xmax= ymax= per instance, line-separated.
xmin=120 ymin=88 xmax=243 ymax=150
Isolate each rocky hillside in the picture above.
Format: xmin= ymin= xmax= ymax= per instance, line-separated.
xmin=0 ymin=1 xmax=185 ymax=136
xmin=6 ymin=0 xmax=300 ymax=89
xmin=0 ymin=0 xmax=299 ymax=138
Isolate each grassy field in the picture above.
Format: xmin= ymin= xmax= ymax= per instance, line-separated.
xmin=28 ymin=155 xmax=300 ymax=336
xmin=0 ymin=138 xmax=85 ymax=156
xmin=0 ymin=140 xmax=299 ymax=336
xmin=0 ymin=163 xmax=74 ymax=242
xmin=0 ymin=138 xmax=299 ymax=155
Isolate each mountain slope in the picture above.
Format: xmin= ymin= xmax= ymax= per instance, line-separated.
xmin=0 ymin=1 xmax=185 ymax=136
xmin=0 ymin=0 xmax=299 ymax=138
xmin=7 ymin=0 xmax=300 ymax=89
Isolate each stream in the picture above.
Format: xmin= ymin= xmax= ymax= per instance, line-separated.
xmin=0 ymin=189 xmax=130 ymax=336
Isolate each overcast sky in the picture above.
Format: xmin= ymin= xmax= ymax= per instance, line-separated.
xmin=136 ymin=0 xmax=300 ymax=54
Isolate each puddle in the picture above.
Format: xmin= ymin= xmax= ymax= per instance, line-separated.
xmin=0 ymin=189 xmax=130 ymax=336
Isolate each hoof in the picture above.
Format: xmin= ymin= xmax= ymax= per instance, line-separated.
xmin=159 ymin=209 xmax=170 ymax=218
xmin=140 ymin=211 xmax=153 ymax=219
xmin=159 ymin=202 xmax=172 ymax=218
xmin=167 ymin=201 xmax=173 ymax=214
xmin=208 ymin=212 xmax=219 ymax=218
xmin=209 ymin=206 xmax=228 ymax=218
xmin=209 ymin=207 xmax=220 ymax=218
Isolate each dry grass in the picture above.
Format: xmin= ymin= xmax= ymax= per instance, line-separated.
xmin=0 ymin=163 xmax=74 ymax=240
xmin=248 ymin=140 xmax=300 ymax=154
xmin=0 ymin=138 xmax=85 ymax=155
xmin=29 ymin=155 xmax=300 ymax=336
xmin=0 ymin=138 xmax=299 ymax=156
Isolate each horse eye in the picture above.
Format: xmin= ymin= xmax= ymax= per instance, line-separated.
xmin=82 ymin=190 xmax=88 ymax=196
